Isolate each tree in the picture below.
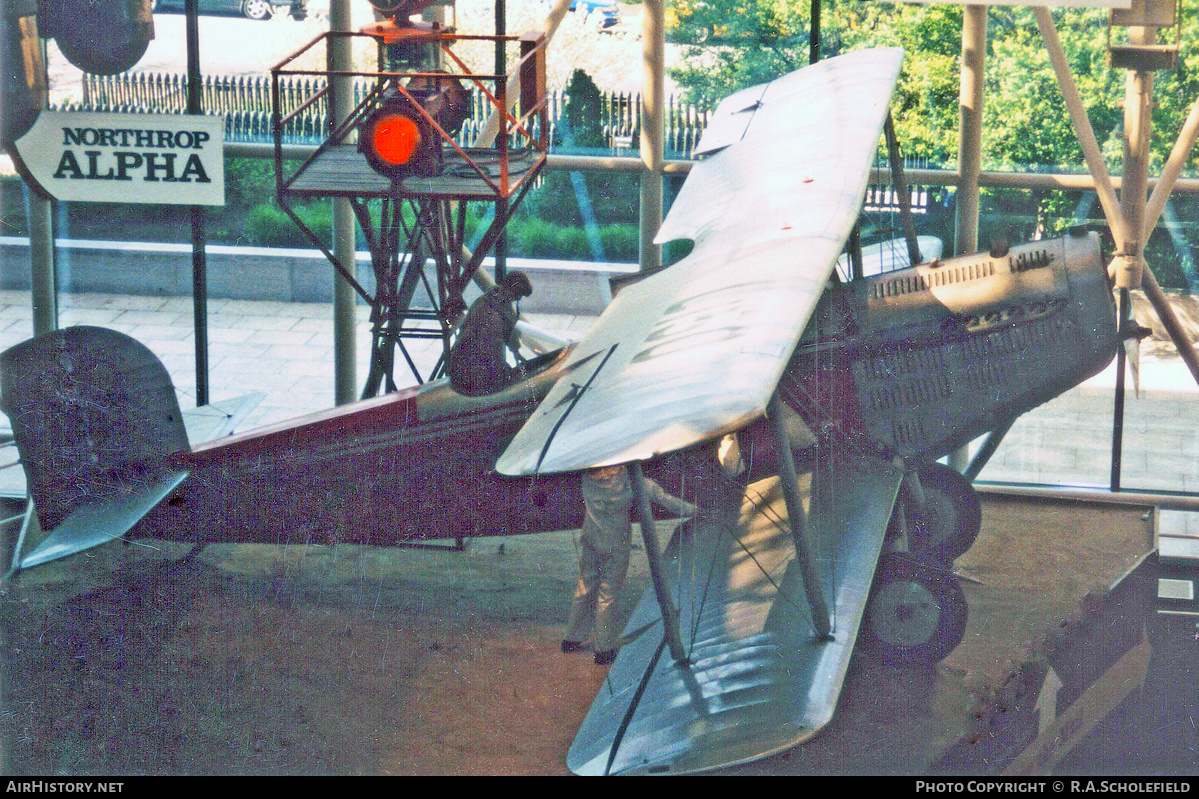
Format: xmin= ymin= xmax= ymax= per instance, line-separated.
xmin=560 ymin=68 xmax=608 ymax=149
xmin=666 ymin=2 xmax=1199 ymax=169
xmin=521 ymin=69 xmax=640 ymax=229
xmin=669 ymin=2 xmax=965 ymax=162
xmin=668 ymin=0 xmax=812 ymax=104
xmin=666 ymin=2 xmax=1199 ymax=286
xmin=831 ymin=2 xmax=963 ymax=163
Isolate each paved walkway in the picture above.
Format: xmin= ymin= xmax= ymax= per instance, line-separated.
xmin=0 ymin=289 xmax=1195 ymax=536
xmin=0 ymin=290 xmax=597 ymax=428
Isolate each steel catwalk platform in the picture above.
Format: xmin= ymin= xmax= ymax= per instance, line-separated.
xmin=285 ymin=144 xmax=545 ymax=201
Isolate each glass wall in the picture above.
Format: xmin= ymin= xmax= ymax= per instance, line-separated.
xmin=2 ymin=0 xmax=1197 ymax=493
xmin=970 ymin=186 xmax=1199 ymax=494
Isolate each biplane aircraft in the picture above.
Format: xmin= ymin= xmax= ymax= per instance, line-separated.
xmin=0 ymin=48 xmax=1120 ymax=774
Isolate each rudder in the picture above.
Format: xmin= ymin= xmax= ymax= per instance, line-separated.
xmin=0 ymin=326 xmax=189 ymax=534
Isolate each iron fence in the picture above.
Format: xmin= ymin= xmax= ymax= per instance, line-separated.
xmin=67 ymin=71 xmax=710 ymax=156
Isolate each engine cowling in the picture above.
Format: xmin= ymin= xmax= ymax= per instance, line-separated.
xmin=784 ymin=231 xmax=1118 ymax=461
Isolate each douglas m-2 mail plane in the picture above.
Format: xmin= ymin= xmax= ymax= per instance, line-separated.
xmin=0 ymin=48 xmax=1119 ymax=774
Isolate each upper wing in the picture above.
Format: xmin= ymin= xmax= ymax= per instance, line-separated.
xmin=496 ymin=48 xmax=903 ymax=477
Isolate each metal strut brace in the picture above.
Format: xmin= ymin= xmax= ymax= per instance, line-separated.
xmin=894 ymin=460 xmax=924 ymax=552
xmin=630 ymin=462 xmax=689 ymax=664
xmin=964 ymin=417 xmax=1016 ymax=482
xmin=884 ymin=111 xmax=922 ymax=268
xmin=767 ymin=392 xmax=833 ymax=640
xmin=903 ymin=463 xmax=926 ymax=507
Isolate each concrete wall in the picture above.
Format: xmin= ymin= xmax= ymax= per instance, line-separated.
xmin=0 ymin=237 xmax=637 ymax=316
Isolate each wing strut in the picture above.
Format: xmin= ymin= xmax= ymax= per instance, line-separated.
xmin=767 ymin=392 xmax=833 ymax=640
xmin=884 ymin=111 xmax=923 ymax=268
xmin=630 ymin=462 xmax=689 ymax=664
xmin=963 ymin=416 xmax=1017 ymax=482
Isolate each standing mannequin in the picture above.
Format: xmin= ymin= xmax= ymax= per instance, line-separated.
xmin=563 ymin=465 xmax=695 ymax=665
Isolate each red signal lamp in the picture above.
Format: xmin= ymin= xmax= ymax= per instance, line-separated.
xmin=365 ymin=113 xmax=423 ymax=170
xmin=359 ymin=101 xmax=439 ymax=178
xmin=357 ymin=77 xmax=470 ymax=180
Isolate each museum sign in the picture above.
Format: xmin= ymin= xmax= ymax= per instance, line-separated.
xmin=12 ymin=111 xmax=225 ymax=206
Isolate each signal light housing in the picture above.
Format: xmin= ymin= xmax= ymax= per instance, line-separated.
xmin=357 ymin=76 xmax=470 ymax=179
xmin=38 ymin=0 xmax=153 ymax=75
xmin=361 ymin=111 xmax=425 ymax=174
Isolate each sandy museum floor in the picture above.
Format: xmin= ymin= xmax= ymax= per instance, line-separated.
xmin=0 ymin=485 xmax=1160 ymax=775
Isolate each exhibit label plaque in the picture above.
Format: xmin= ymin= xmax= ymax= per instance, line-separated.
xmin=14 ymin=111 xmax=225 ymax=206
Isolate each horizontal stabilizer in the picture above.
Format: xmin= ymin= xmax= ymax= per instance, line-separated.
xmin=567 ymin=454 xmax=903 ymax=775
xmin=13 ymin=390 xmax=263 ymax=568
xmin=0 ymin=393 xmax=262 ymax=510
xmin=17 ymin=470 xmax=189 ymax=569
xmin=181 ymin=394 xmax=264 ymax=446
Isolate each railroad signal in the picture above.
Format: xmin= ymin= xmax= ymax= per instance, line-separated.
xmin=357 ymin=77 xmax=470 ymax=179
xmin=360 ymin=105 xmax=428 ymax=176
xmin=39 ymin=0 xmax=154 ymax=75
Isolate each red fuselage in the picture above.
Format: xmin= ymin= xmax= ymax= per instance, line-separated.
xmin=137 ymin=234 xmax=1116 ymax=550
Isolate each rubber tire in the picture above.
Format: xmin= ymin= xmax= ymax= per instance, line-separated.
xmin=242 ymin=0 xmax=274 ymax=20
xmin=906 ymin=461 xmax=982 ymax=563
xmin=865 ymin=554 xmax=969 ymax=666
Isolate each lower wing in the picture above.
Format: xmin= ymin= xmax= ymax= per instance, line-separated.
xmin=567 ymin=452 xmax=903 ymax=775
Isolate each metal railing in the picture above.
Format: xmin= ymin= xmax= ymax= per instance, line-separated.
xmin=69 ymin=70 xmax=712 ymax=156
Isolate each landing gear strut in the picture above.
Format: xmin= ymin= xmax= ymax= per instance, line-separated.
xmin=904 ymin=462 xmax=982 ymax=564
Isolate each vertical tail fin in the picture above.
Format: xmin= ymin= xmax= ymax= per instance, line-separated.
xmin=0 ymin=327 xmax=189 ymax=559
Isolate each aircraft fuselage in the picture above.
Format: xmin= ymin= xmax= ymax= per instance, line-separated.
xmin=141 ymin=231 xmax=1116 ymax=549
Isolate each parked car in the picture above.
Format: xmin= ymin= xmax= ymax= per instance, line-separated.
xmin=571 ymin=0 xmax=620 ymax=28
xmin=152 ymin=0 xmax=306 ymax=21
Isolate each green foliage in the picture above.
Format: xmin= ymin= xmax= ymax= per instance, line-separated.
xmin=668 ymin=0 xmax=808 ymax=52
xmin=236 ymin=193 xmax=638 ymax=263
xmin=665 ymin=2 xmax=1199 ymax=288
xmin=667 ymin=0 xmax=810 ymax=104
xmin=598 ymin=223 xmax=640 ymax=262
xmin=513 ymin=216 xmax=588 ymax=258
xmin=561 ymin=69 xmax=608 ymax=149
xmin=505 ymin=216 xmax=639 ymax=262
xmin=666 ymin=2 xmax=1195 ymax=170
xmin=980 ymin=8 xmax=1122 ymax=171
xmin=524 ymin=169 xmax=641 ymax=227
xmin=246 ymin=202 xmax=332 ymax=249
xmin=524 ymin=69 xmax=641 ymax=227
xmin=223 ymin=157 xmax=276 ymax=210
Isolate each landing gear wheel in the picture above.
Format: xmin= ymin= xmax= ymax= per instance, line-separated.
xmin=242 ymin=0 xmax=274 ymax=20
xmin=906 ymin=462 xmax=981 ymax=563
xmin=865 ymin=554 xmax=968 ymax=665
